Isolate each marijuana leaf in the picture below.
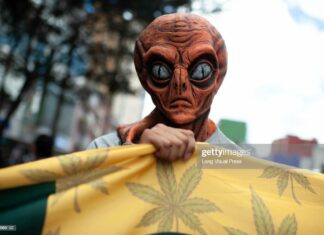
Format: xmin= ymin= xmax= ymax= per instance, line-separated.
xmin=181 ymin=197 xmax=221 ymax=213
xmin=53 ymin=154 xmax=121 ymax=213
xmin=224 ymin=188 xmax=298 ymax=235
xmin=90 ymin=179 xmax=109 ymax=194
xmin=44 ymin=227 xmax=60 ymax=235
xmin=259 ymin=166 xmax=316 ymax=204
xmin=20 ymin=169 xmax=60 ymax=182
xmin=259 ymin=166 xmax=283 ymax=178
xmin=58 ymin=153 xmax=106 ymax=176
xmin=158 ymin=210 xmax=173 ymax=232
xmin=291 ymin=172 xmax=316 ymax=194
xmin=277 ymin=172 xmax=289 ymax=196
xmin=277 ymin=214 xmax=297 ymax=235
xmin=251 ymin=187 xmax=275 ymax=235
xmin=56 ymin=165 xmax=121 ymax=192
xmin=223 ymin=227 xmax=249 ymax=235
xmin=127 ymin=160 xmax=221 ymax=235
xmin=157 ymin=160 xmax=177 ymax=202
xmin=177 ymin=207 xmax=206 ymax=235
xmin=59 ymin=155 xmax=82 ymax=175
xmin=127 ymin=183 xmax=166 ymax=205
xmin=177 ymin=165 xmax=202 ymax=202
xmin=137 ymin=207 xmax=166 ymax=227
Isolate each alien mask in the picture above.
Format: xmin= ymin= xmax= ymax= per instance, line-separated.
xmin=118 ymin=13 xmax=227 ymax=143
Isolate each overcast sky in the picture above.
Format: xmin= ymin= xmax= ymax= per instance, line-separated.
xmin=142 ymin=0 xmax=324 ymax=144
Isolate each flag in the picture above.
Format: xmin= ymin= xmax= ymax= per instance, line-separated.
xmin=0 ymin=143 xmax=323 ymax=235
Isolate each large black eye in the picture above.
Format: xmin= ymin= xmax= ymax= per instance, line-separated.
xmin=152 ymin=63 xmax=171 ymax=80
xmin=191 ymin=62 xmax=212 ymax=80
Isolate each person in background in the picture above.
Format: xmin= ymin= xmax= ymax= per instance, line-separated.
xmin=8 ymin=133 xmax=54 ymax=165
xmin=33 ymin=134 xmax=54 ymax=160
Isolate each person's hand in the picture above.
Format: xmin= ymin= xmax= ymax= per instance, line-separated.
xmin=138 ymin=123 xmax=195 ymax=161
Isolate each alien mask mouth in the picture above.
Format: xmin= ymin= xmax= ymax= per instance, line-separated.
xmin=169 ymin=98 xmax=192 ymax=109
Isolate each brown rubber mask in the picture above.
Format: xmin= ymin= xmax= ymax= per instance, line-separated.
xmin=118 ymin=13 xmax=228 ymax=143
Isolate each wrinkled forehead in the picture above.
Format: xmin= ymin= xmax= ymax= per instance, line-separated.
xmin=138 ymin=14 xmax=219 ymax=50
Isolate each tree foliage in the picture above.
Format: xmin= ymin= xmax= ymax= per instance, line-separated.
xmin=0 ymin=0 xmax=191 ymax=137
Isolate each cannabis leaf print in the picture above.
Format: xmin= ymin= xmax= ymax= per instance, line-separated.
xmin=127 ymin=160 xmax=221 ymax=235
xmin=20 ymin=169 xmax=60 ymax=182
xmin=259 ymin=166 xmax=316 ymax=204
xmin=224 ymin=187 xmax=297 ymax=235
xmin=43 ymin=227 xmax=60 ymax=235
xmin=20 ymin=153 xmax=121 ymax=213
xmin=224 ymin=227 xmax=248 ymax=235
xmin=251 ymin=187 xmax=275 ymax=235
xmin=54 ymin=153 xmax=121 ymax=213
xmin=277 ymin=215 xmax=298 ymax=235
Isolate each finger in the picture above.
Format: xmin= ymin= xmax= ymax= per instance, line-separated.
xmin=175 ymin=129 xmax=195 ymax=160
xmin=150 ymin=133 xmax=172 ymax=160
xmin=179 ymin=128 xmax=194 ymax=138
xmin=156 ymin=141 xmax=171 ymax=160
xmin=142 ymin=131 xmax=170 ymax=154
xmin=156 ymin=127 xmax=191 ymax=160
xmin=184 ymin=134 xmax=196 ymax=161
xmin=167 ymin=138 xmax=184 ymax=161
xmin=151 ymin=123 xmax=167 ymax=131
xmin=170 ymin=131 xmax=189 ymax=158
xmin=154 ymin=131 xmax=183 ymax=161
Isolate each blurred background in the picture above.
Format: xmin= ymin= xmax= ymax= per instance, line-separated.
xmin=0 ymin=0 xmax=323 ymax=171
